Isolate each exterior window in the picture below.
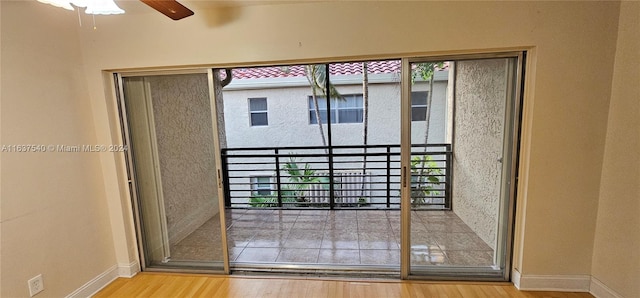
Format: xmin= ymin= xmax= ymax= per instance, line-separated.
xmin=309 ymin=94 xmax=363 ymax=124
xmin=249 ymin=97 xmax=268 ymax=126
xmin=251 ymin=176 xmax=272 ymax=196
xmin=411 ymin=91 xmax=428 ymax=121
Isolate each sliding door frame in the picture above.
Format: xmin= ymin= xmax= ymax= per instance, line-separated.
xmin=113 ymin=49 xmax=525 ymax=279
xmin=400 ymin=52 xmax=525 ymax=281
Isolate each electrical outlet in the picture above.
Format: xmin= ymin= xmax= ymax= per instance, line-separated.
xmin=28 ymin=274 xmax=44 ymax=297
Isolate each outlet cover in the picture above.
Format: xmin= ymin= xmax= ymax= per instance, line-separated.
xmin=28 ymin=274 xmax=44 ymax=297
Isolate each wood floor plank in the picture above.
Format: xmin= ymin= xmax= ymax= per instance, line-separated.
xmin=94 ymin=273 xmax=594 ymax=298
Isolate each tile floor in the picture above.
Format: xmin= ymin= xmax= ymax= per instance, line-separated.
xmin=171 ymin=209 xmax=494 ymax=267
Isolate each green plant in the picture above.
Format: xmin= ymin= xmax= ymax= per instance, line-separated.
xmin=410 ymin=155 xmax=442 ymax=207
xmin=281 ymin=157 xmax=330 ymax=204
xmin=357 ymin=197 xmax=370 ymax=207
xmin=249 ymin=192 xmax=295 ymax=208
xmin=248 ymin=193 xmax=278 ymax=208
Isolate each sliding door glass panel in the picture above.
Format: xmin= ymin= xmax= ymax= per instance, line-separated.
xmin=326 ymin=61 xmax=402 ymax=268
xmin=122 ymin=73 xmax=225 ymax=270
xmin=408 ymin=57 xmax=519 ymax=278
xmin=219 ymin=61 xmax=403 ymax=270
xmin=219 ymin=64 xmax=332 ymax=266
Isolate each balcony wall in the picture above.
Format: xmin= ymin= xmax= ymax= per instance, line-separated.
xmin=452 ymin=59 xmax=509 ymax=251
xmin=145 ymin=74 xmax=219 ymax=245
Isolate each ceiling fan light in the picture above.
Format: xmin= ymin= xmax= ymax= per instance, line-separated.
xmin=84 ymin=0 xmax=125 ymax=15
xmin=69 ymin=0 xmax=88 ymax=7
xmin=37 ymin=0 xmax=74 ymax=11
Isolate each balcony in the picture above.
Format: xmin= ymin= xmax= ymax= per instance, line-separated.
xmin=168 ymin=144 xmax=496 ymax=268
xmin=171 ymin=209 xmax=494 ymax=267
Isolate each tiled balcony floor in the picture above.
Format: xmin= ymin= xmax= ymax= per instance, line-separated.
xmin=171 ymin=209 xmax=494 ymax=268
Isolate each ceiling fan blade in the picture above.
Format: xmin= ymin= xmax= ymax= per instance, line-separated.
xmin=140 ymin=0 xmax=194 ymax=20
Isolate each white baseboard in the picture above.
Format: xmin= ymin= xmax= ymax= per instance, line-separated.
xmin=71 ymin=263 xmax=622 ymax=297
xmin=66 ymin=265 xmax=119 ymax=298
xmin=590 ymin=277 xmax=623 ymax=298
xmin=511 ymin=269 xmax=521 ymax=289
xmin=66 ymin=261 xmax=139 ymax=298
xmin=514 ymin=274 xmax=591 ymax=292
xmin=118 ymin=261 xmax=140 ymax=278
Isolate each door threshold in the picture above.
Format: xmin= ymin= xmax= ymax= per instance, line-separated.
xmin=231 ymin=262 xmax=400 ymax=280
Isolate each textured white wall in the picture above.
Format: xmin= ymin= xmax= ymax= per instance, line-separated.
xmin=452 ymin=59 xmax=508 ymax=250
xmin=223 ymin=77 xmax=448 ymax=148
xmin=148 ymin=74 xmax=219 ymax=245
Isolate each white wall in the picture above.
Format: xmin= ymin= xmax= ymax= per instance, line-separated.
xmin=590 ymin=2 xmax=640 ymax=297
xmin=1 ymin=2 xmax=119 ymax=296
xmin=223 ymin=76 xmax=448 ymax=148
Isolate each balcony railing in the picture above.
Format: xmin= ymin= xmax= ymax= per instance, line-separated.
xmin=221 ymin=144 xmax=451 ymax=210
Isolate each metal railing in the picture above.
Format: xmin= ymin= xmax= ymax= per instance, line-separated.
xmin=221 ymin=144 xmax=451 ymax=210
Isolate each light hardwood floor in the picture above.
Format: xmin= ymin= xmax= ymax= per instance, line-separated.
xmin=94 ymin=273 xmax=594 ymax=297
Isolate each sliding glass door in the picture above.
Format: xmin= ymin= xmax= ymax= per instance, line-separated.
xmin=116 ymin=52 xmax=523 ymax=279
xmin=118 ymin=71 xmax=227 ymax=271
xmin=217 ymin=61 xmax=403 ymax=270
xmin=402 ymin=54 xmax=523 ymax=279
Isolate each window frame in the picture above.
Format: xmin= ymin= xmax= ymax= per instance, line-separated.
xmin=248 ymin=97 xmax=268 ymax=126
xmin=308 ymin=94 xmax=364 ymax=124
xmin=250 ymin=176 xmax=273 ymax=196
xmin=410 ymin=91 xmax=429 ymax=122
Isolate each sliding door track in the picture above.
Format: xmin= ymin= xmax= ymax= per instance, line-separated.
xmin=231 ymin=262 xmax=400 ymax=279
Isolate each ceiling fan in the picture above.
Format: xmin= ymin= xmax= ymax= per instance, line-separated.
xmin=37 ymin=0 xmax=194 ymax=21
xmin=140 ymin=0 xmax=194 ymax=20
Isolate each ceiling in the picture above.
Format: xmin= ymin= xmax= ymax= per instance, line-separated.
xmin=114 ymin=0 xmax=313 ymax=15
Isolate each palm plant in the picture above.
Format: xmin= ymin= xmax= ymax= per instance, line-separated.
xmin=212 ymin=69 xmax=233 ymax=148
xmin=305 ymin=64 xmax=343 ymax=155
xmin=281 ymin=157 xmax=330 ymax=204
xmin=410 ymin=155 xmax=442 ymax=207
xmin=412 ymin=62 xmax=445 ymax=195
xmin=248 ymin=193 xmax=278 ymax=207
xmin=412 ymin=62 xmax=445 ymax=147
xmin=360 ymin=62 xmax=369 ymax=198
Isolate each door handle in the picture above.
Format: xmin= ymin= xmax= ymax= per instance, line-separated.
xmin=402 ymin=166 xmax=407 ymax=187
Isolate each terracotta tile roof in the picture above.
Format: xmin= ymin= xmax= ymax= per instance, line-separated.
xmin=229 ymin=61 xmax=448 ymax=80
xmin=231 ymin=65 xmax=307 ymax=79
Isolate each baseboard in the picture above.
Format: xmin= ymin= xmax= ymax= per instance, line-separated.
xmin=590 ymin=277 xmax=623 ymax=298
xmin=514 ymin=274 xmax=591 ymax=292
xmin=66 ymin=261 xmax=139 ymax=298
xmin=70 ymin=263 xmax=622 ymax=297
xmin=118 ymin=260 xmax=140 ymax=278
xmin=66 ymin=265 xmax=119 ymax=298
xmin=511 ymin=269 xmax=521 ymax=289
